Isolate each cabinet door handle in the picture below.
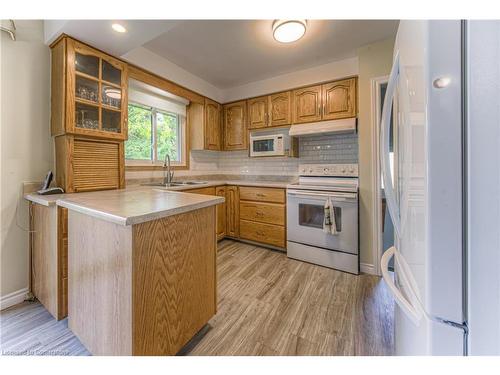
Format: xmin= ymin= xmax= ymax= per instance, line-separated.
xmin=256 ymin=193 xmax=265 ymax=197
xmin=256 ymin=231 xmax=265 ymax=236
xmin=255 ymin=211 xmax=264 ymax=217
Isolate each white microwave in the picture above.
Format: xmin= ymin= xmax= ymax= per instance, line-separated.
xmin=250 ymin=132 xmax=291 ymax=157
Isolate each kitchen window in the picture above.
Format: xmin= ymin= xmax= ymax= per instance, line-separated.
xmin=125 ymin=79 xmax=188 ymax=168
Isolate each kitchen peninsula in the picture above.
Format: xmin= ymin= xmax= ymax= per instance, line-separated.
xmin=52 ymin=187 xmax=223 ymax=355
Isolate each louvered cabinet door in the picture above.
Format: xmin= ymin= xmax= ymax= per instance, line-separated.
xmin=292 ymin=85 xmax=322 ymax=124
xmin=73 ymin=138 xmax=123 ymax=192
xmin=322 ymin=78 xmax=357 ymax=120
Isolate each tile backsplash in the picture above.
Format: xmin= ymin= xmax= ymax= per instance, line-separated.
xmin=127 ymin=133 xmax=358 ymax=180
xmin=299 ymin=133 xmax=358 ymax=164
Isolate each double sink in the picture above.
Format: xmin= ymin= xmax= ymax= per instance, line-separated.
xmin=142 ymin=181 xmax=208 ymax=188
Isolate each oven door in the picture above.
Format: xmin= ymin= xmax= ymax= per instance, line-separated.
xmin=287 ymin=189 xmax=358 ymax=255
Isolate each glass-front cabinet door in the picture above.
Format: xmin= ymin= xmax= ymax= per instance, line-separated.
xmin=68 ymin=39 xmax=128 ymax=140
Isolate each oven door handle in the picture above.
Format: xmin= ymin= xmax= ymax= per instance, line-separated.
xmin=287 ymin=190 xmax=357 ymax=201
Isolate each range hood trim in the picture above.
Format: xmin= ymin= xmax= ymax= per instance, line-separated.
xmin=289 ymin=118 xmax=357 ymax=137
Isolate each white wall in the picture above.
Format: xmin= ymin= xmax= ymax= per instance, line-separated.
xmin=122 ymin=46 xmax=225 ymax=103
xmin=222 ymin=57 xmax=358 ymax=102
xmin=0 ymin=21 xmax=53 ymax=301
xmin=357 ymin=38 xmax=395 ymax=269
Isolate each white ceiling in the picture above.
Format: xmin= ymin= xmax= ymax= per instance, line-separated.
xmin=44 ymin=20 xmax=181 ymax=56
xmin=44 ymin=20 xmax=398 ymax=90
xmin=143 ymin=20 xmax=399 ymax=88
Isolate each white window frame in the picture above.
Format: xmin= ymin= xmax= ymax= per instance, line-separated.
xmin=125 ymin=101 xmax=187 ymax=167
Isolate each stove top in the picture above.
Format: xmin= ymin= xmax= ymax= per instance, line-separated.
xmin=298 ymin=163 xmax=358 ymax=177
xmin=287 ymin=164 xmax=359 ymax=193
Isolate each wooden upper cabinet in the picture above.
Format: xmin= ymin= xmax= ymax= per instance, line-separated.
xmin=292 ymin=85 xmax=322 ymax=124
xmin=269 ymin=91 xmax=292 ymax=127
xmin=247 ymin=96 xmax=268 ymax=129
xmin=322 ymin=78 xmax=357 ymax=120
xmin=204 ymin=98 xmax=221 ymax=150
xmin=223 ymin=101 xmax=247 ymax=151
xmin=51 ymin=36 xmax=129 ymax=141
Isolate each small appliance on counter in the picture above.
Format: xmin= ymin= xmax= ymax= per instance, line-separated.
xmin=249 ymin=128 xmax=298 ymax=157
xmin=36 ymin=171 xmax=64 ymax=195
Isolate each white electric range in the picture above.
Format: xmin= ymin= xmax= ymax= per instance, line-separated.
xmin=286 ymin=164 xmax=359 ymax=274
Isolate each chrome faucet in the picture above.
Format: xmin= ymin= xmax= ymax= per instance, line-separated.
xmin=163 ymin=154 xmax=174 ymax=186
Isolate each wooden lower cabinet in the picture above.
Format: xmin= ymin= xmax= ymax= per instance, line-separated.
xmin=225 ymin=186 xmax=240 ymax=238
xmin=240 ymin=220 xmax=286 ymax=248
xmin=30 ymin=203 xmax=68 ymax=320
xmin=239 ymin=201 xmax=285 ymax=226
xmin=185 ymin=186 xmax=216 ymax=195
xmin=68 ymin=206 xmax=216 ymax=355
xmin=238 ymin=186 xmax=287 ymax=250
xmin=215 ymin=186 xmax=226 ymax=241
xmin=239 ymin=186 xmax=286 ymax=204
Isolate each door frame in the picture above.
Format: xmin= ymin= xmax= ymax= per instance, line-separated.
xmin=370 ymin=75 xmax=389 ymax=276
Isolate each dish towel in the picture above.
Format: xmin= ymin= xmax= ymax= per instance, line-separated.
xmin=323 ymin=197 xmax=338 ymax=235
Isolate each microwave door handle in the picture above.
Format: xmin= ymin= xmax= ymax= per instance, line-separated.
xmin=380 ymin=51 xmax=401 ymax=236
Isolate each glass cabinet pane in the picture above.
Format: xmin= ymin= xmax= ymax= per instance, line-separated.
xmin=75 ymin=76 xmax=98 ymax=103
xmin=102 ymin=108 xmax=121 ymax=133
xmin=102 ymin=60 xmax=121 ymax=85
xmin=75 ymin=52 xmax=99 ymax=78
xmin=75 ymin=102 xmax=99 ymax=130
xmin=101 ymin=85 xmax=121 ymax=109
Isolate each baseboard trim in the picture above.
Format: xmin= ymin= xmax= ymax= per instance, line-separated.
xmin=360 ymin=262 xmax=377 ymax=275
xmin=0 ymin=288 xmax=29 ymax=311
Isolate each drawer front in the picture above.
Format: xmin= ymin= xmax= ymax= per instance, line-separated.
xmin=239 ymin=186 xmax=285 ymax=203
xmin=240 ymin=219 xmax=285 ymax=248
xmin=240 ymin=201 xmax=285 ymax=226
xmin=186 ymin=186 xmax=216 ymax=195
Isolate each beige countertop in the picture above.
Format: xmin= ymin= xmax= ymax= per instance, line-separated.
xmin=24 ymin=192 xmax=66 ymax=206
xmin=24 ymin=178 xmax=294 ymax=207
xmin=56 ymin=187 xmax=224 ymax=226
xmin=161 ymin=179 xmax=292 ymax=190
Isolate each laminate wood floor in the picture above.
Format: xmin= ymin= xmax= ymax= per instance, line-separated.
xmin=0 ymin=240 xmax=393 ymax=356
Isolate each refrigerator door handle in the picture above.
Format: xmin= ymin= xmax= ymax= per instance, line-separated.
xmin=380 ymin=51 xmax=401 ymax=236
xmin=381 ymin=246 xmax=424 ymax=326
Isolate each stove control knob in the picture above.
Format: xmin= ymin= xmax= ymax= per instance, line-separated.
xmin=301 ymin=168 xmax=306 ymax=173
xmin=349 ymin=167 xmax=355 ymax=174
xmin=309 ymin=168 xmax=314 ymax=174
xmin=323 ymin=167 xmax=329 ymax=174
xmin=341 ymin=167 xmax=346 ymax=173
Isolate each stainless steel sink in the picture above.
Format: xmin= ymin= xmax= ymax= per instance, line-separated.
xmin=142 ymin=181 xmax=208 ymax=188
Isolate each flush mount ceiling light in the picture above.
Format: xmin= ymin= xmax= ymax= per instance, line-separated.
xmin=272 ymin=20 xmax=306 ymax=43
xmin=104 ymin=87 xmax=121 ymax=99
xmin=111 ymin=23 xmax=127 ymax=33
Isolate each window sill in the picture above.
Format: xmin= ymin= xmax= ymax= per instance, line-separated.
xmin=125 ymin=162 xmax=189 ymax=171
